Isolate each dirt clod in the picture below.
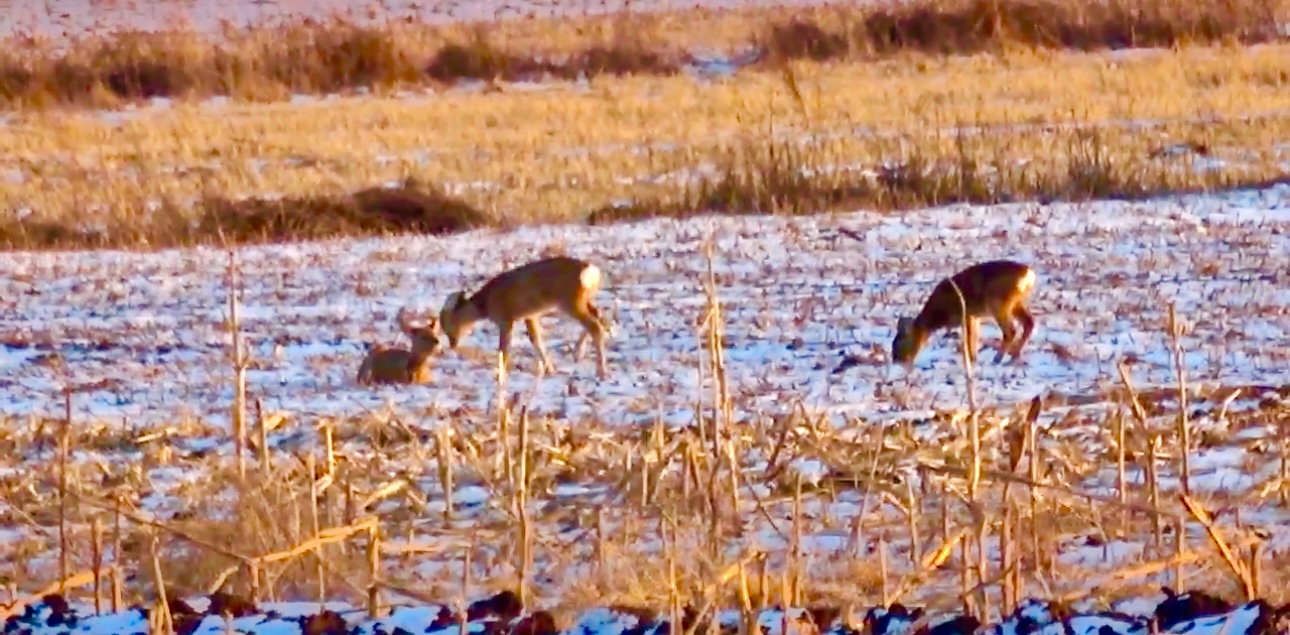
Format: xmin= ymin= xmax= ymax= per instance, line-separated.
xmin=301 ymin=610 xmax=349 ymax=635
xmin=467 ymin=590 xmax=524 ymax=622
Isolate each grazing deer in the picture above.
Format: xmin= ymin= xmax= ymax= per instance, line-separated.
xmin=437 ymin=255 xmax=610 ymax=379
xmin=891 ymin=260 xmax=1037 ymax=367
xmin=355 ymin=308 xmax=442 ymax=385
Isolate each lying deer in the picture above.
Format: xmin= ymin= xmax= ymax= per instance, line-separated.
xmin=437 ymin=255 xmax=610 ymax=379
xmin=891 ymin=259 xmax=1038 ymax=367
xmin=355 ymin=308 xmax=442 ymax=385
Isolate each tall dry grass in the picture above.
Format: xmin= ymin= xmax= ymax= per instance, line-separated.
xmin=4 ymin=40 xmax=1290 ymax=250
xmin=0 ymin=0 xmax=1285 ymax=108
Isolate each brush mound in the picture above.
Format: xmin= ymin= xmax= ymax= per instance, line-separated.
xmin=195 ymin=184 xmax=493 ymax=245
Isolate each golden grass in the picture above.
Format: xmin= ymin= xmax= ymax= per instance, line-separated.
xmin=0 ymin=0 xmax=1285 ymax=108
xmin=6 ymin=382 xmax=1287 ymax=617
xmin=3 ymin=42 xmax=1290 ymax=249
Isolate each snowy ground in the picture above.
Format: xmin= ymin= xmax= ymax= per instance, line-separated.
xmin=0 ymin=0 xmax=858 ymax=39
xmin=0 ymin=184 xmax=1287 ymax=429
xmin=1 ymin=185 xmax=1288 ymax=619
xmin=5 ymin=588 xmax=1287 ymax=635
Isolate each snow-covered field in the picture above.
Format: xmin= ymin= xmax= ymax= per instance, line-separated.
xmin=2 ymin=184 xmax=1289 ymax=629
xmin=0 ymin=0 xmax=845 ymax=39
xmin=0 ymin=184 xmax=1287 ymax=429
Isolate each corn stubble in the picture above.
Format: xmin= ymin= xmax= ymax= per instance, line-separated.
xmin=4 ymin=252 xmax=1287 ymax=618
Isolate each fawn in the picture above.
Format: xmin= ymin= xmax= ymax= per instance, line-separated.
xmin=891 ymin=259 xmax=1038 ymax=367
xmin=355 ymin=308 xmax=442 ymax=385
xmin=437 ymin=255 xmax=611 ymax=379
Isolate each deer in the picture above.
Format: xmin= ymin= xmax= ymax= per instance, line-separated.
xmin=355 ymin=308 xmax=442 ymax=385
xmin=437 ymin=255 xmax=611 ymax=379
xmin=890 ymin=259 xmax=1038 ymax=368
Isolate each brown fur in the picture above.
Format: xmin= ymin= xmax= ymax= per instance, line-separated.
xmin=355 ymin=308 xmax=442 ymax=385
xmin=438 ymin=256 xmax=611 ymax=379
xmin=892 ymin=259 xmax=1038 ymax=366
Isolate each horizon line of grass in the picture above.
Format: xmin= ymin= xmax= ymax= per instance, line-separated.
xmin=0 ymin=0 xmax=1286 ymax=109
xmin=4 ymin=128 xmax=1286 ymax=252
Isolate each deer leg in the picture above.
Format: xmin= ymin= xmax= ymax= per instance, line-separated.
xmin=524 ymin=317 xmax=555 ymax=376
xmin=992 ymin=305 xmax=1020 ymax=364
xmin=573 ymin=304 xmax=600 ymax=361
xmin=1009 ymin=304 xmax=1037 ymax=363
xmin=573 ymin=303 xmax=609 ymax=379
xmin=963 ymin=317 xmax=980 ymax=366
xmin=574 ymin=303 xmax=612 ymax=362
xmin=497 ymin=320 xmax=515 ymax=380
xmin=573 ymin=326 xmax=591 ymax=363
xmin=356 ymin=357 xmax=373 ymax=386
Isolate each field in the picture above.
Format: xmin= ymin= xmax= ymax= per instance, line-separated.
xmin=3 ymin=0 xmax=1290 ymax=634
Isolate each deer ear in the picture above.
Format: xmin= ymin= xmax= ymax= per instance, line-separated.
xmin=440 ymin=292 xmax=464 ymax=315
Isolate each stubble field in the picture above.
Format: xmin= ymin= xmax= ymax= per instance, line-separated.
xmin=2 ymin=1 xmax=1290 ymax=634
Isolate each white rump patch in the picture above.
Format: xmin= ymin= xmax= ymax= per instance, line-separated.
xmin=580 ymin=264 xmax=602 ymax=289
xmin=1017 ymin=268 xmax=1037 ymax=294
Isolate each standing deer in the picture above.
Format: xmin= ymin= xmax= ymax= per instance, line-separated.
xmin=891 ymin=259 xmax=1038 ymax=367
xmin=355 ymin=308 xmax=442 ymax=385
xmin=437 ymin=255 xmax=610 ymax=379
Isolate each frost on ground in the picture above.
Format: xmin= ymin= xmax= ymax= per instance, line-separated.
xmin=0 ymin=184 xmax=1286 ymax=428
xmin=1 ymin=185 xmax=1289 ymax=615
xmin=5 ymin=588 xmax=1289 ymax=635
xmin=0 ymin=0 xmax=844 ymax=39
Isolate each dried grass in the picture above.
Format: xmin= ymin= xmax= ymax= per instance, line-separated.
xmin=760 ymin=0 xmax=1286 ymax=62
xmin=5 ymin=372 xmax=1287 ymax=614
xmin=0 ymin=0 xmax=1286 ymax=107
xmin=4 ymin=40 xmax=1290 ymax=250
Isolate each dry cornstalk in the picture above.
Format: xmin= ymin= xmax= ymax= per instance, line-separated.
xmin=0 ymin=571 xmax=97 ymax=621
xmin=228 ymin=249 xmax=248 ymax=480
xmin=367 ymin=524 xmax=383 ymax=618
xmin=1167 ymin=303 xmax=1192 ymax=496
xmin=58 ymin=394 xmax=71 ymax=592
xmin=256 ymin=399 xmax=270 ymax=476
xmin=947 ymin=277 xmax=988 ymax=621
xmin=87 ymin=516 xmax=101 ymax=615
xmin=307 ymin=453 xmax=325 ymax=606
xmin=1054 ymin=532 xmax=1262 ymax=604
xmin=1179 ymin=494 xmax=1255 ymax=600
xmin=517 ymin=407 xmax=533 ymax=608
xmin=680 ymin=549 xmax=767 ymax=635
xmin=150 ymin=534 xmax=174 ymax=635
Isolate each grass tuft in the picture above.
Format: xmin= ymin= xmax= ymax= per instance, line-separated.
xmin=0 ymin=183 xmax=490 ymax=250
xmin=588 ymin=133 xmax=1280 ymax=227
xmin=426 ymin=32 xmax=552 ymax=83
xmin=421 ymin=29 xmax=679 ymax=82
xmin=761 ymin=0 xmax=1286 ymax=62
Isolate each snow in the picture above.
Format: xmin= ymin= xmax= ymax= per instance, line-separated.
xmin=4 ymin=592 xmax=1286 ymax=635
xmin=0 ymin=184 xmax=1286 ymax=431
xmin=1 ymin=184 xmax=1288 ymax=623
